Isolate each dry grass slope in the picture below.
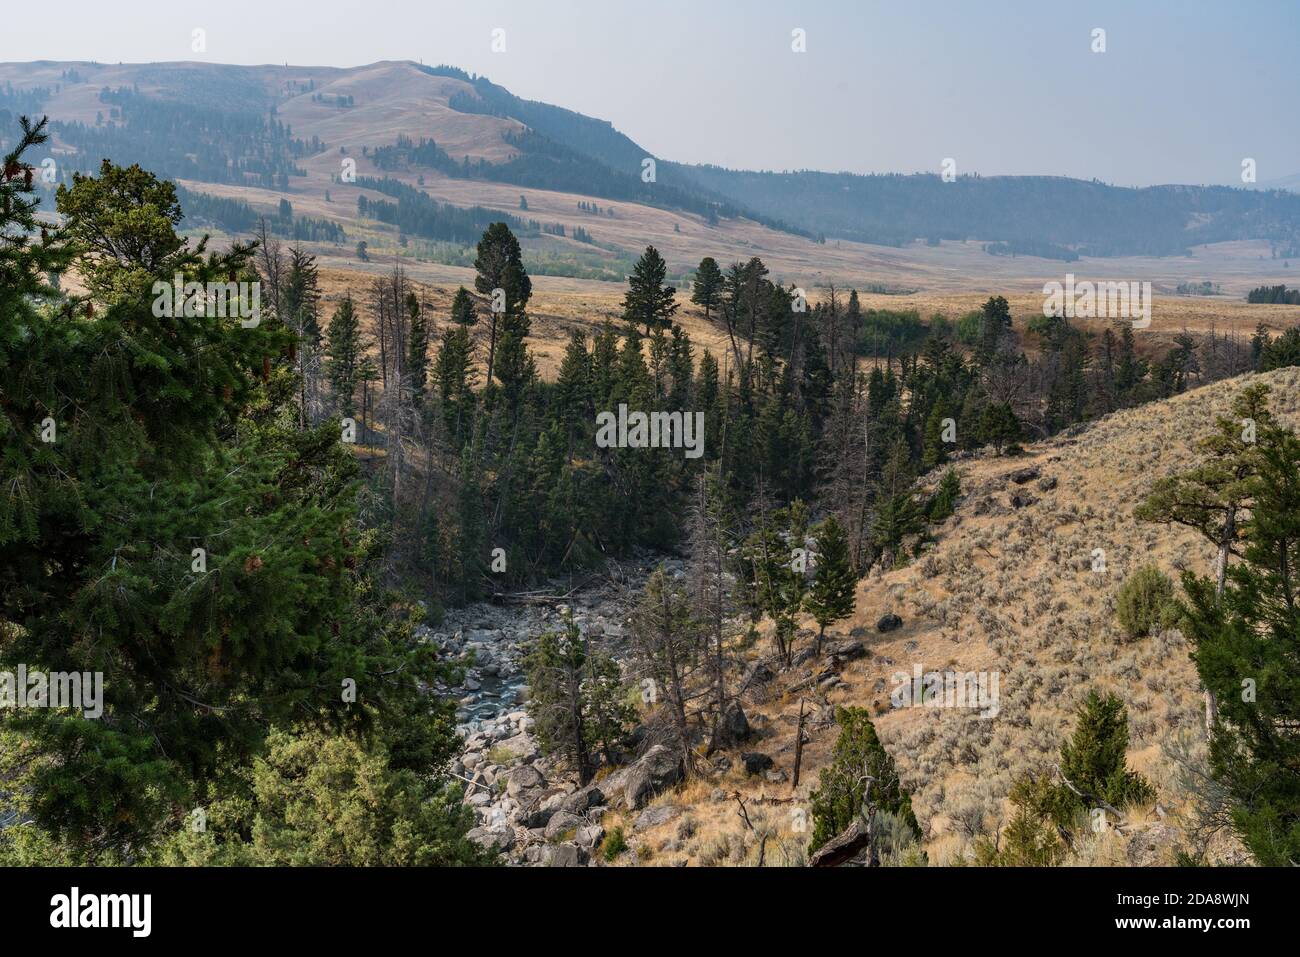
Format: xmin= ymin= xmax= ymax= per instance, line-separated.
xmin=617 ymin=366 xmax=1300 ymax=866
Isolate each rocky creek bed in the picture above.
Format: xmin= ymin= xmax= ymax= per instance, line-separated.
xmin=418 ymin=551 xmax=689 ymax=865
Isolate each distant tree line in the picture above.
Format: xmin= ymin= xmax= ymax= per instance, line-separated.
xmin=1247 ymin=284 xmax=1300 ymax=305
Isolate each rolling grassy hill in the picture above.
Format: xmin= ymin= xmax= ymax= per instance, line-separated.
xmin=5 ymin=59 xmax=1300 ymax=286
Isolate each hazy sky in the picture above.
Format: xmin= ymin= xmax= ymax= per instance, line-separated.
xmin=11 ymin=0 xmax=1299 ymax=187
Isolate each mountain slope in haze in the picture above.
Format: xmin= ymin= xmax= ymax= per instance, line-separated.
xmin=4 ymin=59 xmax=1300 ymax=262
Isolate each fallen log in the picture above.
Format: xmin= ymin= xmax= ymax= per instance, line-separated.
xmin=809 ymin=818 xmax=876 ymax=867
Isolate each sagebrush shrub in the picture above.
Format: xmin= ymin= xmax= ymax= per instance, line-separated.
xmin=1115 ymin=564 xmax=1177 ymax=638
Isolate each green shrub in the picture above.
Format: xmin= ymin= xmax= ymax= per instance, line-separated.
xmin=601 ymin=826 xmax=628 ymax=861
xmin=1116 ymin=564 xmax=1177 ymax=638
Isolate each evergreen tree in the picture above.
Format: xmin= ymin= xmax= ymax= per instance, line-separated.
xmin=921 ymin=399 xmax=950 ymax=470
xmin=326 ymin=294 xmax=362 ymax=416
xmin=405 ymin=291 xmax=430 ymax=402
xmin=629 ymin=569 xmax=702 ymax=772
xmin=473 ymin=222 xmax=531 ymax=385
xmin=555 ymin=330 xmax=592 ymax=452
xmin=977 ymin=295 xmax=1012 ymax=363
xmin=1177 ymin=408 xmax=1300 ymax=864
xmin=154 ymin=727 xmax=490 ymax=866
xmin=2 ymin=147 xmax=473 ymax=859
xmin=805 ymin=516 xmax=856 ymax=652
xmin=691 ymin=255 xmax=723 ymax=321
xmin=978 ymin=401 xmax=1022 ymax=455
xmin=525 ymin=614 xmax=597 ymax=784
xmin=871 ymin=437 xmax=923 ymax=565
xmin=1114 ymin=324 xmax=1143 ymax=397
xmin=623 ymin=245 xmax=679 ymax=336
xmin=984 ymin=692 xmax=1153 ymax=866
xmin=809 ymin=706 xmax=920 ymax=855
xmin=926 ymin=467 xmax=961 ymax=522
xmin=449 ymin=285 xmax=477 ymax=326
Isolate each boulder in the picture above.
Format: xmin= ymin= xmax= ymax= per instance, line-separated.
xmin=634 ymin=804 xmax=681 ymax=831
xmin=542 ymin=843 xmax=589 ymax=867
xmin=494 ymin=732 xmax=539 ymax=762
xmin=1009 ymin=466 xmax=1041 ymax=485
xmin=828 ymin=640 xmax=868 ymax=664
xmin=543 ymin=810 xmax=584 ymax=842
xmin=743 ymin=662 xmax=775 ymax=687
xmin=575 ymin=824 xmax=605 ymax=849
xmin=716 ymin=700 xmax=751 ymax=745
xmin=516 ymin=794 xmax=560 ymax=829
xmin=466 ymin=826 xmax=516 ymax=853
xmin=620 ymin=745 xmax=684 ymax=810
xmin=741 ymin=752 xmax=774 ymax=776
xmin=876 ymin=614 xmax=903 ymax=633
xmin=560 ymin=783 xmax=605 ymax=815
xmin=505 ymin=765 xmax=545 ymax=798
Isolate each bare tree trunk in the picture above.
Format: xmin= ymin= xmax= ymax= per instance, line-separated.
xmin=792 ymin=699 xmax=806 ymax=788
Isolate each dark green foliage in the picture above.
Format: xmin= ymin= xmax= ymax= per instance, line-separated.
xmin=0 ymin=134 xmax=476 ymax=863
xmin=524 ymin=614 xmax=632 ymax=783
xmin=805 ymin=516 xmax=856 ymax=645
xmin=1259 ymin=327 xmax=1300 ymax=371
xmin=808 ymin=707 xmax=920 ymax=854
xmin=356 ymin=176 xmax=533 ymax=245
xmin=449 ymin=285 xmax=478 ymax=326
xmin=1246 ymin=284 xmax=1300 ymax=305
xmin=601 ymin=826 xmax=628 ymax=861
xmin=406 ymin=292 xmax=430 ymax=401
xmin=152 ymin=727 xmax=490 ymax=866
xmin=1177 ymin=409 xmax=1300 ymax=865
xmin=978 ymin=401 xmax=1022 ymax=454
xmin=325 ymin=295 xmax=362 ymax=415
xmin=982 ymin=692 xmax=1153 ymax=865
xmin=622 ymin=245 xmax=679 ymax=335
xmin=926 ymin=468 xmax=961 ymax=522
xmin=691 ymin=255 xmax=723 ymax=320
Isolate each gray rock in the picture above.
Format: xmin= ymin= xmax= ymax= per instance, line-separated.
xmin=542 ymin=843 xmax=589 ymax=867
xmin=828 ymin=640 xmax=867 ymax=663
xmin=575 ymin=824 xmax=605 ymax=849
xmin=876 ymin=613 xmax=903 ymax=633
xmin=517 ymin=798 xmax=558 ymax=830
xmin=560 ymin=783 xmax=605 ymax=815
xmin=495 ymin=732 xmax=539 ymax=762
xmin=543 ymin=810 xmax=584 ymax=841
xmin=505 ymin=765 xmax=545 ymax=798
xmin=1009 ymin=466 xmax=1041 ymax=485
xmin=635 ymin=804 xmax=681 ymax=831
xmin=620 ymin=744 xmax=684 ymax=810
xmin=743 ymin=662 xmax=776 ymax=686
xmin=466 ymin=826 xmax=515 ymax=852
xmin=716 ymin=700 xmax=751 ymax=745
xmin=741 ymin=752 xmax=774 ymax=776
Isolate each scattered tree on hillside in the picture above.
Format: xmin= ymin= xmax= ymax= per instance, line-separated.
xmin=623 ymin=244 xmax=679 ymax=336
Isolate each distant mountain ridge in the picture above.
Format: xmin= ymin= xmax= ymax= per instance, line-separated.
xmin=2 ymin=58 xmax=1299 ymax=258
